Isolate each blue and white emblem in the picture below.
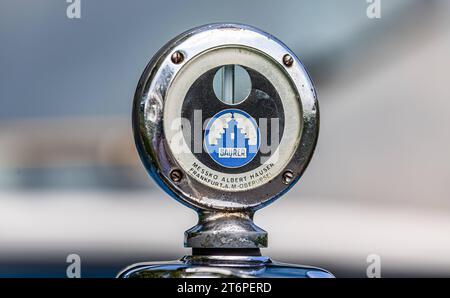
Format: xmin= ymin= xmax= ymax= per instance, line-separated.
xmin=204 ymin=109 xmax=260 ymax=168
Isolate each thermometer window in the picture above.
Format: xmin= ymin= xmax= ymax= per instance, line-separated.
xmin=213 ymin=64 xmax=251 ymax=105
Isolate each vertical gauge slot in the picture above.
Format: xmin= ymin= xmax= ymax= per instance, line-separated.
xmin=213 ymin=64 xmax=251 ymax=105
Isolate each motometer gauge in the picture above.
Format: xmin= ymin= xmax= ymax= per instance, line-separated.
xmin=118 ymin=23 xmax=332 ymax=278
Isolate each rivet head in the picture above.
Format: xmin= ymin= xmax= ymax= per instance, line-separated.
xmin=283 ymin=54 xmax=294 ymax=67
xmin=170 ymin=169 xmax=183 ymax=182
xmin=282 ymin=170 xmax=295 ymax=185
xmin=171 ymin=51 xmax=184 ymax=64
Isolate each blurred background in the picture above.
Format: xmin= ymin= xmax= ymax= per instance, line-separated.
xmin=0 ymin=0 xmax=449 ymax=277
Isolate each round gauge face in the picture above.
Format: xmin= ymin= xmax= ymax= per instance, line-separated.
xmin=164 ymin=46 xmax=299 ymax=193
xmin=134 ymin=24 xmax=319 ymax=210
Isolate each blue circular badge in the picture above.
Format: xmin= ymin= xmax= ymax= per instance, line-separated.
xmin=204 ymin=109 xmax=260 ymax=168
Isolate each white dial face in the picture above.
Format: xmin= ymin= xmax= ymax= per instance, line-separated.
xmin=163 ymin=47 xmax=302 ymax=192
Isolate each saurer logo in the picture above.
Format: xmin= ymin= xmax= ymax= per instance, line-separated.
xmin=204 ymin=109 xmax=260 ymax=168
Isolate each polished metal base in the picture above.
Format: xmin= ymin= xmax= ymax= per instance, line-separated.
xmin=185 ymin=211 xmax=267 ymax=249
xmin=117 ymin=255 xmax=334 ymax=278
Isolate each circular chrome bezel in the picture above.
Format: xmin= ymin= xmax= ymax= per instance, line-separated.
xmin=133 ymin=23 xmax=319 ymax=211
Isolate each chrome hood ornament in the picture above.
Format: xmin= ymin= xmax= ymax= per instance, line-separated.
xmin=119 ymin=23 xmax=332 ymax=278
